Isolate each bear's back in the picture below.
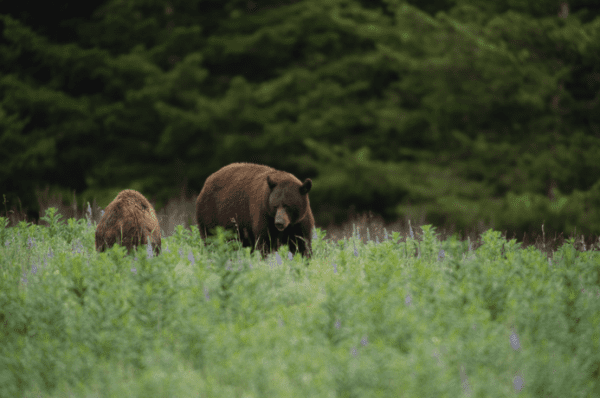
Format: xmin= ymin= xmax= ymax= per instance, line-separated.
xmin=204 ymin=162 xmax=297 ymax=199
xmin=96 ymin=189 xmax=161 ymax=254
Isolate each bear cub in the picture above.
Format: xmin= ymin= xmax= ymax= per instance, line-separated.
xmin=95 ymin=189 xmax=162 ymax=255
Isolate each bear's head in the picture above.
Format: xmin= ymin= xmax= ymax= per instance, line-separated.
xmin=267 ymin=175 xmax=312 ymax=231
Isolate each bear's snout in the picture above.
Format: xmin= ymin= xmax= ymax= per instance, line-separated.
xmin=274 ymin=207 xmax=290 ymax=231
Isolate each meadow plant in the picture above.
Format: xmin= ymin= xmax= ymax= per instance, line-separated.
xmin=146 ymin=241 xmax=154 ymax=259
xmin=83 ymin=202 xmax=93 ymax=228
xmin=1 ymin=211 xmax=599 ymax=397
xmin=39 ymin=207 xmax=63 ymax=239
xmin=437 ymin=248 xmax=445 ymax=261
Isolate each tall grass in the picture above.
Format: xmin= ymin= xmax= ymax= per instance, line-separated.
xmin=1 ymin=209 xmax=598 ymax=397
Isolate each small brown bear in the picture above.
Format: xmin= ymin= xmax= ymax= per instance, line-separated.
xmin=195 ymin=162 xmax=314 ymax=258
xmin=95 ymin=189 xmax=162 ymax=255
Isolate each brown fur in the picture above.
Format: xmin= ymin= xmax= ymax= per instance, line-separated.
xmin=95 ymin=189 xmax=162 ymax=255
xmin=195 ymin=163 xmax=314 ymax=258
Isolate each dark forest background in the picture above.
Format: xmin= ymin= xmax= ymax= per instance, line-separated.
xmin=2 ymin=0 xmax=600 ymax=239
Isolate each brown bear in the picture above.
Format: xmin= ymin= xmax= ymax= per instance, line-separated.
xmin=95 ymin=189 xmax=162 ymax=255
xmin=195 ymin=162 xmax=314 ymax=258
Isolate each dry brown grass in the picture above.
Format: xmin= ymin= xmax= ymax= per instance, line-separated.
xmin=3 ymin=190 xmax=599 ymax=255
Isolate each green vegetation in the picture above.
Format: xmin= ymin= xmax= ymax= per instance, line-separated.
xmin=1 ymin=210 xmax=598 ymax=397
xmin=2 ymin=1 xmax=600 ymax=236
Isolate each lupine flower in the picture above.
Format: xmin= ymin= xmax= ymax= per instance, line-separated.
xmin=384 ymin=229 xmax=388 ymax=240
xmin=509 ymin=331 xmax=520 ymax=350
xmin=288 ymin=252 xmax=293 ymax=261
xmin=146 ymin=242 xmax=154 ymax=259
xmin=361 ymin=336 xmax=368 ymax=346
xmin=460 ymin=365 xmax=472 ymax=397
xmin=333 ymin=263 xmax=337 ymax=273
xmin=353 ymin=242 xmax=358 ymax=257
xmin=276 ymin=252 xmax=282 ymax=266
xmin=351 ymin=347 xmax=357 ymax=357
xmin=438 ymin=249 xmax=445 ymax=261
xmin=513 ymin=375 xmax=524 ymax=392
xmin=72 ymin=240 xmax=83 ymax=254
xmin=86 ymin=203 xmax=92 ymax=227
xmin=405 ymin=294 xmax=412 ymax=306
xmin=188 ymin=250 xmax=195 ymax=265
xmin=335 ymin=319 xmax=341 ymax=329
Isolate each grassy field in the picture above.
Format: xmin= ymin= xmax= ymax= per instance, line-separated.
xmin=1 ymin=207 xmax=599 ymax=397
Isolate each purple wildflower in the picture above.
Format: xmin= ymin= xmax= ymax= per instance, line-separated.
xmin=438 ymin=249 xmax=445 ymax=261
xmin=146 ymin=241 xmax=154 ymax=259
xmin=86 ymin=203 xmax=92 ymax=227
xmin=510 ymin=331 xmax=520 ymax=351
xmin=513 ymin=375 xmax=524 ymax=391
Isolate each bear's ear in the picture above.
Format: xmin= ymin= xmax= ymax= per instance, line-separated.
xmin=300 ymin=179 xmax=312 ymax=195
xmin=267 ymin=175 xmax=277 ymax=190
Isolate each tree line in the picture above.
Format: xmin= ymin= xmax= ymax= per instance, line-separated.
xmin=1 ymin=0 xmax=600 ymax=237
